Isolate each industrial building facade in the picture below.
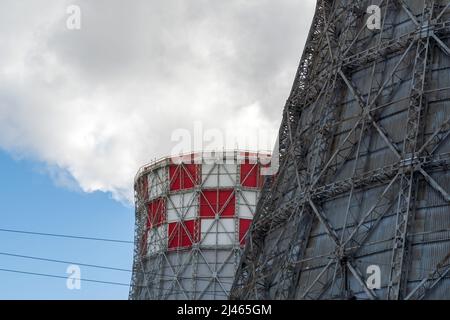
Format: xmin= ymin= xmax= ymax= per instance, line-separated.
xmin=232 ymin=0 xmax=450 ymax=300
xmin=130 ymin=151 xmax=269 ymax=299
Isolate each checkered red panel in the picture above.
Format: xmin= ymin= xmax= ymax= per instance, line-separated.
xmin=200 ymin=190 xmax=236 ymax=218
xmin=240 ymin=162 xmax=260 ymax=188
xmin=169 ymin=164 xmax=199 ymax=191
xmin=239 ymin=219 xmax=252 ymax=245
xmin=147 ymin=198 xmax=166 ymax=229
xmin=137 ymin=175 xmax=149 ymax=201
xmin=168 ymin=220 xmax=198 ymax=249
xmin=140 ymin=153 xmax=269 ymax=254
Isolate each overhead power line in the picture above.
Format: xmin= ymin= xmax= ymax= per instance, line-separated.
xmin=0 ymin=267 xmax=232 ymax=295
xmin=0 ymin=251 xmax=236 ymax=285
xmin=0 ymin=251 xmax=132 ymax=273
xmin=0 ymin=227 xmax=133 ymax=244
xmin=0 ymin=267 xmax=132 ymax=287
xmin=0 ymin=251 xmax=237 ymax=285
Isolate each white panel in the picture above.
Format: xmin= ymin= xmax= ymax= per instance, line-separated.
xmin=201 ymin=218 xmax=235 ymax=246
xmin=202 ymin=163 xmax=237 ymax=188
xmin=184 ymin=196 xmax=198 ymax=220
xmin=148 ymin=225 xmax=167 ymax=255
xmin=238 ymin=205 xmax=254 ymax=219
xmin=167 ymin=192 xmax=198 ymax=222
xmin=217 ymin=219 xmax=235 ymax=245
xmin=148 ymin=167 xmax=167 ymax=199
xmin=238 ymin=191 xmax=258 ymax=219
xmin=218 ymin=174 xmax=234 ymax=187
xmin=202 ymin=164 xmax=218 ymax=187
xmin=167 ymin=194 xmax=181 ymax=222
xmin=202 ymin=164 xmax=217 ymax=175
xmin=201 ymin=219 xmax=216 ymax=245
xmin=222 ymin=164 xmax=237 ymax=175
xmin=239 ymin=191 xmax=257 ymax=206
xmin=203 ymin=176 xmax=218 ymax=188
xmin=219 ymin=164 xmax=237 ymax=187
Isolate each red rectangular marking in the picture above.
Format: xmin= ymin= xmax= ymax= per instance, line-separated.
xmin=168 ymin=220 xmax=198 ymax=249
xmin=138 ymin=175 xmax=149 ymax=201
xmin=147 ymin=198 xmax=166 ymax=229
xmin=169 ymin=164 xmax=199 ymax=191
xmin=239 ymin=219 xmax=253 ymax=245
xmin=240 ymin=163 xmax=260 ymax=188
xmin=200 ymin=189 xmax=235 ymax=218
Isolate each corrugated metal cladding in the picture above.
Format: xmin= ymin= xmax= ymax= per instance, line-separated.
xmin=129 ymin=151 xmax=270 ymax=300
xmin=231 ymin=0 xmax=450 ymax=300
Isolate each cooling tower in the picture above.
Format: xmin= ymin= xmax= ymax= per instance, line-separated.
xmin=231 ymin=0 xmax=450 ymax=300
xmin=129 ymin=151 xmax=269 ymax=299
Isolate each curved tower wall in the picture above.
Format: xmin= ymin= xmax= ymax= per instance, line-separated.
xmin=130 ymin=151 xmax=269 ymax=300
xmin=232 ymin=0 xmax=450 ymax=300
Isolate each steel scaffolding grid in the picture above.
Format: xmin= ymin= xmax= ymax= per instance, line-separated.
xmin=129 ymin=151 xmax=269 ymax=300
xmin=231 ymin=0 xmax=450 ymax=300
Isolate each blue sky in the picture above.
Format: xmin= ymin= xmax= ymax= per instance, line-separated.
xmin=0 ymin=149 xmax=134 ymax=299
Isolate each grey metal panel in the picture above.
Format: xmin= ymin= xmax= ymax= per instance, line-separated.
xmin=137 ymin=249 xmax=239 ymax=300
xmin=130 ymin=151 xmax=267 ymax=300
xmin=232 ymin=0 xmax=450 ymax=300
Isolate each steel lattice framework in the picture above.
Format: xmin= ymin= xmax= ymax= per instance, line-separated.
xmin=129 ymin=151 xmax=269 ymax=300
xmin=231 ymin=0 xmax=450 ymax=300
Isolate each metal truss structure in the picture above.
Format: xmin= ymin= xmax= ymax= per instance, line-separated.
xmin=231 ymin=0 xmax=450 ymax=300
xmin=129 ymin=151 xmax=269 ymax=300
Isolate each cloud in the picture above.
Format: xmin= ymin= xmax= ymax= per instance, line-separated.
xmin=0 ymin=0 xmax=316 ymax=203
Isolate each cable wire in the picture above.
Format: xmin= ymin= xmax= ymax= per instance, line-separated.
xmin=0 ymin=267 xmax=232 ymax=295
xmin=0 ymin=227 xmax=133 ymax=244
xmin=0 ymin=267 xmax=132 ymax=287
xmin=0 ymin=251 xmax=132 ymax=273
xmin=0 ymin=251 xmax=236 ymax=284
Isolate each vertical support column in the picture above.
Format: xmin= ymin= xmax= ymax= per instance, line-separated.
xmin=387 ymin=0 xmax=435 ymax=300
